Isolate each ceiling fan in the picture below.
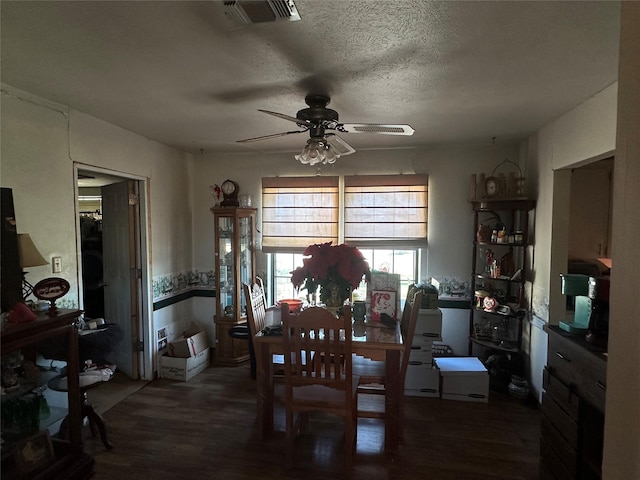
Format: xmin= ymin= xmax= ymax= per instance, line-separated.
xmin=236 ymin=94 xmax=415 ymax=165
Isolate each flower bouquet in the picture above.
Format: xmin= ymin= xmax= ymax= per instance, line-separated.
xmin=290 ymin=242 xmax=371 ymax=306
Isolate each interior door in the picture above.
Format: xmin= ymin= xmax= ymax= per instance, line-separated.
xmin=102 ymin=180 xmax=139 ymax=378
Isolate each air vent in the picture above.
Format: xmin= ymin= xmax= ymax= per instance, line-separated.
xmin=223 ymin=0 xmax=300 ymax=24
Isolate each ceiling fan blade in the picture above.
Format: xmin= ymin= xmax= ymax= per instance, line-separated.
xmin=258 ymin=109 xmax=313 ymax=128
xmin=338 ymin=123 xmax=415 ymax=136
xmin=237 ymin=129 xmax=307 ymax=143
xmin=325 ymin=134 xmax=356 ymax=156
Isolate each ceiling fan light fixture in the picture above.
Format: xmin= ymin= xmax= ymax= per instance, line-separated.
xmin=295 ymin=138 xmax=340 ymax=166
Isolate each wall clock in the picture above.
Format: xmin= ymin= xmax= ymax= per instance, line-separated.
xmin=220 ymin=179 xmax=239 ymax=207
xmin=484 ymin=176 xmax=500 ymax=198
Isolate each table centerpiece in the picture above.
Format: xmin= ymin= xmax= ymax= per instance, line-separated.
xmin=290 ymin=242 xmax=371 ymax=308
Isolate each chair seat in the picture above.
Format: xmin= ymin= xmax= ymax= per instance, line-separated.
xmin=352 ymin=355 xmax=385 ymax=378
xmin=292 ymin=375 xmax=360 ymax=406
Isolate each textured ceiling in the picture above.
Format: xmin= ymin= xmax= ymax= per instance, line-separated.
xmin=1 ymin=1 xmax=621 ymax=156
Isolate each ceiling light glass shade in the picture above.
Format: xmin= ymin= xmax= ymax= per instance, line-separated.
xmin=295 ymin=139 xmax=341 ymax=166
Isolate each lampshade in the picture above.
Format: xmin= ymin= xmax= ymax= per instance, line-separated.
xmin=18 ymin=233 xmax=48 ymax=268
xmin=295 ymin=138 xmax=340 ymax=166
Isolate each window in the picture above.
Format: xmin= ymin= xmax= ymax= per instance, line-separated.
xmin=263 ymin=174 xmax=427 ymax=302
xmin=262 ymin=174 xmax=427 ymax=248
xmin=344 ymin=174 xmax=428 ymax=247
xmin=273 ymin=249 xmax=418 ymax=303
xmin=262 ymin=176 xmax=338 ymax=252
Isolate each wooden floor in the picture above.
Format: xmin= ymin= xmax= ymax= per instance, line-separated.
xmin=84 ymin=363 xmax=541 ymax=479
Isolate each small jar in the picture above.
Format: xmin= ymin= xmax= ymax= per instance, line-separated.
xmin=514 ymin=231 xmax=524 ymax=244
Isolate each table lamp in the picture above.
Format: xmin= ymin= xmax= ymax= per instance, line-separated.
xmin=18 ymin=233 xmax=48 ymax=299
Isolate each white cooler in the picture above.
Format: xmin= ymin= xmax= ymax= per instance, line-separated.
xmin=435 ymin=356 xmax=489 ymax=403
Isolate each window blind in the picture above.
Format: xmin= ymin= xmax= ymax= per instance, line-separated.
xmin=344 ymin=174 xmax=428 ymax=248
xmin=262 ymin=176 xmax=339 ymax=252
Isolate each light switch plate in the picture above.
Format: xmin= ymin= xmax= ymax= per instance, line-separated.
xmin=52 ymin=256 xmax=62 ymax=273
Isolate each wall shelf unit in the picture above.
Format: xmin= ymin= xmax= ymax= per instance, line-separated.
xmin=468 ymin=199 xmax=535 ymax=374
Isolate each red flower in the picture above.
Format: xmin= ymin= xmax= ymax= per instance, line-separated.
xmin=290 ymin=242 xmax=371 ymax=303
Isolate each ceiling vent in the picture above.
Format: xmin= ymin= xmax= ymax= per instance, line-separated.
xmin=223 ymin=1 xmax=300 ymax=24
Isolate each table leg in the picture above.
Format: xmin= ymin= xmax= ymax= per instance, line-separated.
xmin=384 ymin=349 xmax=401 ymax=453
xmin=256 ymin=342 xmax=274 ymax=438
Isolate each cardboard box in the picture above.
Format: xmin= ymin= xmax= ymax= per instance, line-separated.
xmin=409 ymin=343 xmax=433 ymax=365
xmin=160 ymin=348 xmax=210 ymax=381
xmin=414 ymin=309 xmax=443 ymax=341
xmin=168 ymin=330 xmax=208 ymax=358
xmin=405 ymin=365 xmax=440 ymax=397
xmin=435 ymin=357 xmax=489 ymax=403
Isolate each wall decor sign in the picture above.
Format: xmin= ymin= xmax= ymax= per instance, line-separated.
xmin=32 ymin=277 xmax=70 ymax=313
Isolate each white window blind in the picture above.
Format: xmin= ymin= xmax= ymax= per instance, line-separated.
xmin=262 ymin=176 xmax=339 ymax=252
xmin=344 ymin=174 xmax=428 ymax=248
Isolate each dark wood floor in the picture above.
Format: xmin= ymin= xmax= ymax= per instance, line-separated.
xmin=84 ymin=363 xmax=541 ymax=479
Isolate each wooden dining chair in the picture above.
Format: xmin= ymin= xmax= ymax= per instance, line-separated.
xmin=280 ymin=304 xmax=359 ymax=470
xmin=353 ymin=288 xmax=423 ymax=438
xmin=243 ymin=277 xmax=284 ymax=379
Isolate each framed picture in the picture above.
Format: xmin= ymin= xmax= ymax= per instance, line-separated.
xmin=13 ymin=431 xmax=56 ymax=477
xmin=370 ymin=290 xmax=397 ymax=322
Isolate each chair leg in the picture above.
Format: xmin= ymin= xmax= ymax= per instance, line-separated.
xmin=285 ymin=409 xmax=295 ymax=467
xmin=248 ymin=338 xmax=256 ymax=379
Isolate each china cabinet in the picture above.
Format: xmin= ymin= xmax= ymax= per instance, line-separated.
xmin=211 ymin=207 xmax=257 ymax=365
xmin=468 ymin=199 xmax=535 ymax=374
xmin=1 ymin=309 xmax=94 ymax=479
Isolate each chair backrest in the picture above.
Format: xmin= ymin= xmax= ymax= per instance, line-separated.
xmin=399 ymin=289 xmax=423 ymax=384
xmin=400 ymin=283 xmax=417 ymax=342
xmin=281 ymin=304 xmax=353 ymax=406
xmin=243 ymin=277 xmax=267 ymax=338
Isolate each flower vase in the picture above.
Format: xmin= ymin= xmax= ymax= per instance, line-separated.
xmin=322 ymin=281 xmax=351 ymax=316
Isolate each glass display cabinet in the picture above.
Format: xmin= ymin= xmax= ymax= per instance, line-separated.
xmin=1 ymin=309 xmax=94 ymax=479
xmin=211 ymin=207 xmax=257 ymax=365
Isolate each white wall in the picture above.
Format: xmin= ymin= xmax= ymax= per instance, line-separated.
xmin=190 ymin=143 xmax=520 ymax=290
xmin=523 ymin=82 xmax=618 ymax=405
xmin=604 ymin=3 xmax=640 ymax=477
xmin=1 ymin=86 xmax=194 ymax=380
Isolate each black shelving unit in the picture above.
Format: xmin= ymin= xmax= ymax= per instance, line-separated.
xmin=468 ymin=199 xmax=535 ymax=376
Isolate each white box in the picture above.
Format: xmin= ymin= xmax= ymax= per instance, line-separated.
xmin=414 ymin=309 xmax=442 ymax=341
xmin=409 ymin=343 xmax=433 ymax=365
xmin=168 ymin=330 xmax=209 ymax=358
xmin=405 ymin=365 xmax=440 ymax=397
xmin=160 ymin=348 xmax=210 ymax=381
xmin=435 ymin=357 xmax=489 ymax=403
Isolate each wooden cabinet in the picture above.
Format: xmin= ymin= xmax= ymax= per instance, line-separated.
xmin=1 ymin=309 xmax=94 ymax=479
xmin=211 ymin=207 xmax=256 ymax=365
xmin=468 ymin=199 xmax=535 ymax=374
xmin=541 ymin=326 xmax=606 ymax=479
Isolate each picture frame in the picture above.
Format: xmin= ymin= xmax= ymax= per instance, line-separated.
xmin=13 ymin=430 xmax=56 ymax=477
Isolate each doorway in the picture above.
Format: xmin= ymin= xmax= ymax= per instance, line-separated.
xmin=76 ymin=166 xmax=150 ymax=380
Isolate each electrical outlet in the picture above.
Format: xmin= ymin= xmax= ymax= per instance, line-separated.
xmin=52 ymin=256 xmax=62 ymax=273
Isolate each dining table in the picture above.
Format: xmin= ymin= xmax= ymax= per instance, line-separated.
xmin=253 ymin=318 xmax=404 ymax=453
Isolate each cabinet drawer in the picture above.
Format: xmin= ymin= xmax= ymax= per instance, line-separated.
xmin=547 ymin=333 xmax=606 ymax=411
xmin=543 ymin=367 xmax=579 ymax=420
xmin=541 ymin=392 xmax=578 ymax=447
xmin=541 ymin=417 xmax=577 ymax=479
